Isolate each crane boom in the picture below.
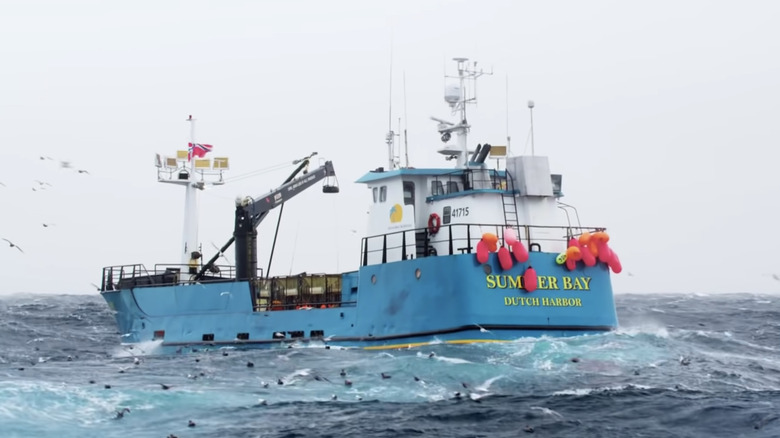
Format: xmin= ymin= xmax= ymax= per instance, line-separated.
xmin=233 ymin=160 xmax=338 ymax=280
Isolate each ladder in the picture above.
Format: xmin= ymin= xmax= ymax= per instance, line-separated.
xmin=501 ymin=172 xmax=520 ymax=230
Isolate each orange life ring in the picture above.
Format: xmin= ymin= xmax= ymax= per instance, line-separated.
xmin=428 ymin=213 xmax=441 ymax=234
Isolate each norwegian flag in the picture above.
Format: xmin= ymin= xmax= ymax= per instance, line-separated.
xmin=188 ymin=142 xmax=213 ymax=161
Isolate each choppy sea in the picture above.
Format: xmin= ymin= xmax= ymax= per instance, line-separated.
xmin=0 ymin=293 xmax=778 ymax=438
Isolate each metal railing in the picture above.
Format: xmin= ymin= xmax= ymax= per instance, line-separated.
xmin=100 ymin=263 xmax=248 ymax=291
xmin=360 ymin=223 xmax=606 ymax=266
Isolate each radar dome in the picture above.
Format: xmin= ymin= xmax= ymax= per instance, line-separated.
xmin=444 ymin=84 xmax=460 ymax=105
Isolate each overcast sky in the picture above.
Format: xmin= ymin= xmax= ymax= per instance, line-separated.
xmin=1 ymin=0 xmax=779 ymax=296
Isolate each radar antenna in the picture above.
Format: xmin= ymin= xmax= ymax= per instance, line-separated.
xmin=431 ymin=58 xmax=492 ymax=167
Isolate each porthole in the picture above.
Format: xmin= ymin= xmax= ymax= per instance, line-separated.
xmin=415 ymin=268 xmax=421 ymax=279
xmin=371 ymin=274 xmax=377 ymax=284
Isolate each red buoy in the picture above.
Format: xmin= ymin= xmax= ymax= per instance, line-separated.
xmin=524 ymin=266 xmax=538 ymax=292
xmin=476 ymin=240 xmax=489 ymax=264
xmin=511 ymin=240 xmax=529 ymax=263
xmin=497 ymin=247 xmax=513 ymax=270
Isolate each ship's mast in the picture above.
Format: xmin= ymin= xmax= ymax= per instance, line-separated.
xmin=155 ymin=116 xmax=228 ymax=267
xmin=182 ymin=115 xmax=199 ymax=265
xmin=434 ymin=58 xmax=491 ymax=167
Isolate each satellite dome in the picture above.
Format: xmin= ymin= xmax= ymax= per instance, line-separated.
xmin=444 ymin=84 xmax=460 ymax=105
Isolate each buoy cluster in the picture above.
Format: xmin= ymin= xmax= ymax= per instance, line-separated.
xmin=476 ymin=228 xmax=538 ymax=291
xmin=557 ymin=231 xmax=622 ymax=274
xmin=473 ymin=228 xmax=622 ymax=292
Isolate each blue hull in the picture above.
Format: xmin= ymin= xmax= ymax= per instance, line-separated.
xmin=102 ymin=251 xmax=617 ymax=351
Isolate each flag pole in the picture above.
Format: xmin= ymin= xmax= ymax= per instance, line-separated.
xmin=182 ymin=115 xmax=200 ymax=266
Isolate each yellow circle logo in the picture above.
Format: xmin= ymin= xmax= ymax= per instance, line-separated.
xmin=389 ymin=204 xmax=403 ymax=223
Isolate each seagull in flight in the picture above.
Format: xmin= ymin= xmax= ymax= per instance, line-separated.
xmin=2 ymin=238 xmax=23 ymax=253
xmin=474 ymin=323 xmax=491 ymax=333
xmin=77 ymin=169 xmax=90 ymax=174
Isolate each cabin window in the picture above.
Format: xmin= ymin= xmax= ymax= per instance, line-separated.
xmin=442 ymin=206 xmax=452 ymax=224
xmin=431 ymin=181 xmax=444 ymax=196
xmin=403 ymin=181 xmax=415 ymax=205
xmin=379 ymin=186 xmax=387 ymax=203
xmin=446 ymin=181 xmax=459 ymax=194
xmin=372 ymin=187 xmax=378 ymax=203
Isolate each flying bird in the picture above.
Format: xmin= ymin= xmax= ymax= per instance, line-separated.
xmin=2 ymin=238 xmax=23 ymax=253
xmin=474 ymin=323 xmax=491 ymax=333
xmin=77 ymin=169 xmax=90 ymax=174
xmin=114 ymin=408 xmax=130 ymax=419
xmin=211 ymin=242 xmax=231 ymax=264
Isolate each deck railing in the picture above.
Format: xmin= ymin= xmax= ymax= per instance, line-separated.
xmin=360 ymin=223 xmax=605 ymax=266
xmin=100 ymin=263 xmax=245 ymax=291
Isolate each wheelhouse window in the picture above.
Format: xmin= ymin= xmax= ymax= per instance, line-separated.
xmin=446 ymin=181 xmax=459 ymax=194
xmin=431 ymin=180 xmax=444 ymax=196
xmin=372 ymin=187 xmax=378 ymax=203
xmin=379 ymin=186 xmax=387 ymax=202
xmin=403 ymin=181 xmax=415 ymax=205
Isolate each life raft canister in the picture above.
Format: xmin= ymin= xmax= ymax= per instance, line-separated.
xmin=428 ymin=213 xmax=441 ymax=235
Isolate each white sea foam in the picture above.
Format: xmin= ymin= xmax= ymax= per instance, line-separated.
xmin=553 ymin=384 xmax=654 ymax=396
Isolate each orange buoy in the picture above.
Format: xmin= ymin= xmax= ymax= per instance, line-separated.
xmin=523 ymin=266 xmax=538 ymax=292
xmin=580 ymin=244 xmax=597 ymax=267
xmin=497 ymin=247 xmax=513 ymax=270
xmin=578 ymin=231 xmax=592 ymax=246
xmin=566 ymin=246 xmax=582 ymax=261
xmin=587 ymin=242 xmax=599 ymax=257
xmin=511 ymin=240 xmax=529 ymax=263
xmin=482 ymin=233 xmax=499 ymax=252
xmin=476 ymin=240 xmax=489 ymax=264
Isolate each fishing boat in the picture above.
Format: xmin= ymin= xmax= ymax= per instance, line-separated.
xmin=99 ymin=58 xmax=620 ymax=352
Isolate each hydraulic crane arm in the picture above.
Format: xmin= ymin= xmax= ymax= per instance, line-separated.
xmin=233 ymin=160 xmax=338 ymax=280
xmin=196 ymin=157 xmax=338 ymax=282
xmin=241 ymin=160 xmax=337 ymax=228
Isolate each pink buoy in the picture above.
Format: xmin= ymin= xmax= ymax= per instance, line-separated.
xmin=476 ymin=240 xmax=489 ymax=264
xmin=497 ymin=247 xmax=513 ymax=270
xmin=523 ymin=266 xmax=538 ymax=292
xmin=597 ymin=241 xmax=612 ymax=264
xmin=580 ymin=244 xmax=597 ymax=267
xmin=511 ymin=240 xmax=529 ymax=263
xmin=504 ymin=227 xmax=518 ymax=245
xmin=608 ymin=250 xmax=622 ymax=274
xmin=566 ymin=258 xmax=577 ymax=271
